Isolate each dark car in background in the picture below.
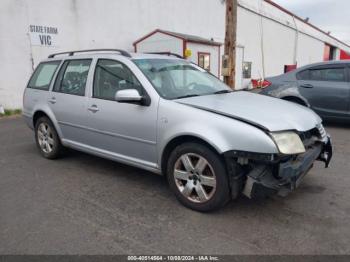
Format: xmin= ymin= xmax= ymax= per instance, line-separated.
xmin=259 ymin=60 xmax=350 ymax=121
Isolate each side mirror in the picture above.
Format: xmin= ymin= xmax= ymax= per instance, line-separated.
xmin=115 ymin=89 xmax=142 ymax=103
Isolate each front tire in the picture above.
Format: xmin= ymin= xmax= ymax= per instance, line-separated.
xmin=166 ymin=142 xmax=230 ymax=212
xmin=34 ymin=116 xmax=63 ymax=159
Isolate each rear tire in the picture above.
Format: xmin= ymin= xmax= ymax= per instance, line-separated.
xmin=166 ymin=142 xmax=230 ymax=212
xmin=34 ymin=116 xmax=63 ymax=159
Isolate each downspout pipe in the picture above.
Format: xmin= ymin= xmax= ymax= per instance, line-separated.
xmin=292 ymin=15 xmax=299 ymax=65
xmin=259 ymin=0 xmax=266 ymax=80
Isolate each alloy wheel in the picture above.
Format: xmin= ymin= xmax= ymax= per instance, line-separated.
xmin=37 ymin=122 xmax=55 ymax=154
xmin=173 ymin=153 xmax=217 ymax=203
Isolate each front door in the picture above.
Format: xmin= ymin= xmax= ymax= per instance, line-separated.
xmin=297 ymin=65 xmax=350 ymax=118
xmin=85 ymin=59 xmax=158 ymax=168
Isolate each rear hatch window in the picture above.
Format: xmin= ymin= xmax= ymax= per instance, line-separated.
xmin=28 ymin=61 xmax=61 ymax=90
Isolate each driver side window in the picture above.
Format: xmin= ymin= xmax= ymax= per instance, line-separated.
xmin=93 ymin=59 xmax=142 ymax=101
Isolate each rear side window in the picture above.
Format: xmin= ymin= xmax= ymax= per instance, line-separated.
xmin=53 ymin=59 xmax=92 ymax=96
xmin=298 ymin=67 xmax=346 ymax=82
xmin=310 ymin=68 xmax=346 ymax=82
xmin=28 ymin=61 xmax=61 ymax=90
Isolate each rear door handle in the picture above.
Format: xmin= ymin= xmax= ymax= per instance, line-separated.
xmin=300 ymin=84 xmax=314 ymax=88
xmin=48 ymin=97 xmax=56 ymax=104
xmin=88 ymin=105 xmax=99 ymax=113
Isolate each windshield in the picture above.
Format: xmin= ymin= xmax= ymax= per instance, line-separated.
xmin=133 ymin=59 xmax=231 ymax=99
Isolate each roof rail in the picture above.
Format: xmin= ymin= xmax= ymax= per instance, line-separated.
xmin=48 ymin=49 xmax=131 ymax=58
xmin=146 ymin=52 xmax=184 ymax=59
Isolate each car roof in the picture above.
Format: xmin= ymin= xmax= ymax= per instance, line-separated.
xmin=299 ymin=60 xmax=350 ymax=70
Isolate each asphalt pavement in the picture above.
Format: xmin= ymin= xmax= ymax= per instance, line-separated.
xmin=1 ymin=117 xmax=350 ymax=255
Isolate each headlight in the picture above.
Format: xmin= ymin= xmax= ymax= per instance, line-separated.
xmin=271 ymin=131 xmax=305 ymax=154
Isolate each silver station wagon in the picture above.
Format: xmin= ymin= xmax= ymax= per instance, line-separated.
xmin=23 ymin=49 xmax=332 ymax=212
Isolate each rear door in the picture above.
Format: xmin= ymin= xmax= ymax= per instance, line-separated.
xmin=48 ymin=59 xmax=93 ymax=144
xmin=297 ymin=64 xmax=350 ymax=118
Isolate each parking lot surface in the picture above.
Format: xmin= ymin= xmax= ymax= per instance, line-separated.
xmin=1 ymin=117 xmax=350 ymax=255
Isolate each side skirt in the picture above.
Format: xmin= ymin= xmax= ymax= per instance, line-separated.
xmin=61 ymin=139 xmax=161 ymax=175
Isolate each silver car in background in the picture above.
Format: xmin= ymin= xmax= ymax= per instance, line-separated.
xmin=23 ymin=49 xmax=332 ymax=212
xmin=260 ymin=60 xmax=350 ymax=121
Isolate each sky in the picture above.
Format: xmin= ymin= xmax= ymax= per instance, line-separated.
xmin=273 ymin=0 xmax=350 ymax=45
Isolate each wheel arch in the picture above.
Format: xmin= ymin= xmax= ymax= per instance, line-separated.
xmin=160 ymin=135 xmax=222 ymax=176
xmin=32 ymin=109 xmax=63 ymax=140
xmin=33 ymin=110 xmax=49 ymax=126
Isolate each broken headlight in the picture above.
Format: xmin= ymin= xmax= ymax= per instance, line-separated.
xmin=271 ymin=131 xmax=305 ymax=155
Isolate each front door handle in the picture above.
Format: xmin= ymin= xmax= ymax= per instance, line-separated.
xmin=88 ymin=105 xmax=99 ymax=113
xmin=48 ymin=97 xmax=56 ymax=104
xmin=300 ymin=84 xmax=314 ymax=88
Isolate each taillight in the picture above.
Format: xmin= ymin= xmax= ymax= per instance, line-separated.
xmin=251 ymin=79 xmax=271 ymax=89
xmin=261 ymin=80 xmax=271 ymax=88
xmin=251 ymin=79 xmax=259 ymax=89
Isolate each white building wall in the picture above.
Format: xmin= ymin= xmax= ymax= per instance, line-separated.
xmin=74 ymin=0 xmax=225 ymax=51
xmin=186 ymin=43 xmax=220 ymax=77
xmin=0 ymin=0 xmax=32 ymax=109
xmin=260 ymin=18 xmax=295 ymax=77
xmin=240 ymin=0 xmax=350 ymax=51
xmin=236 ymin=6 xmax=264 ymax=81
xmin=0 ymin=0 xmax=225 ymax=109
xmin=238 ymin=0 xmax=350 ymax=82
xmin=0 ymin=0 xmax=85 ymax=109
xmin=296 ymin=34 xmax=325 ymax=66
xmin=134 ymin=33 xmax=183 ymax=57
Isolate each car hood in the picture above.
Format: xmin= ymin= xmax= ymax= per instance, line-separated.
xmin=176 ymin=91 xmax=321 ymax=132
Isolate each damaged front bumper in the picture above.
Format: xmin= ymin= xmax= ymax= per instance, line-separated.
xmin=225 ymin=135 xmax=332 ymax=199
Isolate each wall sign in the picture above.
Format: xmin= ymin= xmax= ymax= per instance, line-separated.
xmin=29 ymin=25 xmax=58 ymax=47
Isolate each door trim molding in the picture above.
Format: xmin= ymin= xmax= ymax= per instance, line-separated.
xmin=58 ymin=121 xmax=156 ymax=145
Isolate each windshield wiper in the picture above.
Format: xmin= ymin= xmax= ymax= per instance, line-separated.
xmin=212 ymin=90 xmax=232 ymax=94
xmin=174 ymin=94 xmax=200 ymax=99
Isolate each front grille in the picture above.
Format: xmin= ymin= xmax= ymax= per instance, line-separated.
xmin=316 ymin=123 xmax=327 ymax=141
xmin=299 ymin=124 xmax=326 ymax=148
xmin=299 ymin=128 xmax=318 ymax=141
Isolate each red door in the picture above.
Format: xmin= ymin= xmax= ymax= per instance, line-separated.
xmin=323 ymin=44 xmax=331 ymax=61
xmin=340 ymin=50 xmax=350 ymax=60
